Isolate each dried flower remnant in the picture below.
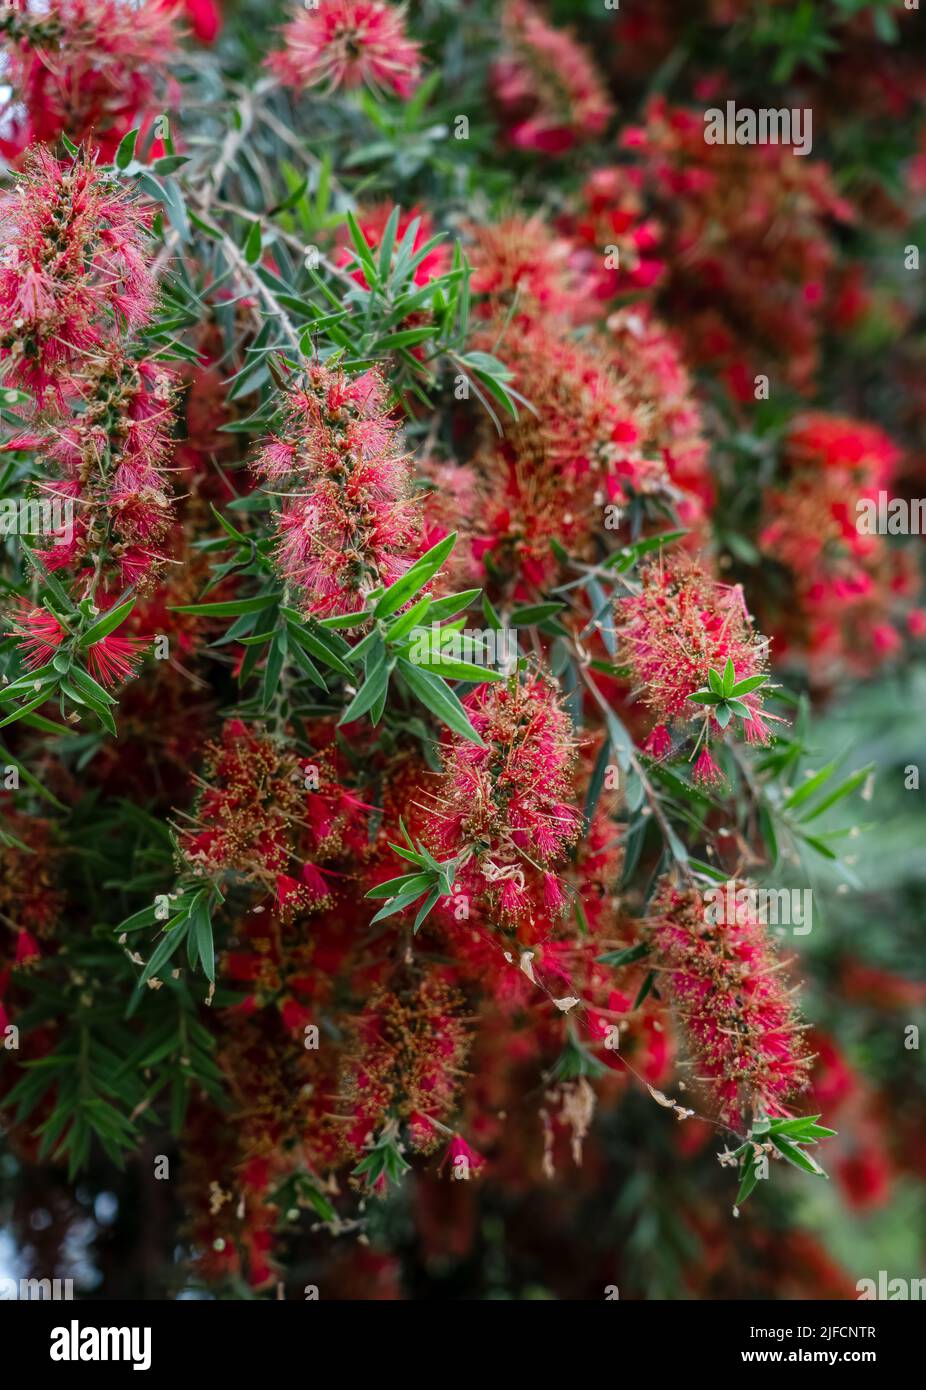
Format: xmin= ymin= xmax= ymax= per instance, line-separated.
xmin=649 ymin=879 xmax=811 ymax=1129
xmin=268 ymin=0 xmax=422 ymax=99
xmin=253 ymin=364 xmax=419 ymax=617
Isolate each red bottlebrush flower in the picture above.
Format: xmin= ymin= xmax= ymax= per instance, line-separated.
xmin=0 ymin=1 xmax=179 ymax=159
xmin=759 ymin=413 xmax=911 ymax=679
xmin=0 ymin=149 xmax=155 ymax=404
xmin=644 ymin=724 xmax=672 ymax=760
xmin=649 ymin=879 xmax=811 ymax=1129
xmin=179 ymin=0 xmax=222 ymax=43
xmin=7 ymin=601 xmax=66 ymax=669
xmin=14 ymin=929 xmax=41 ymax=969
xmin=622 ymin=97 xmax=853 ymax=394
xmin=86 ymin=632 xmax=146 ymax=688
xmin=252 ymin=364 xmax=420 ymax=617
xmin=616 ymin=555 xmax=773 ymax=751
xmin=466 ymin=318 xmax=662 ymax=586
xmin=467 ymin=214 xmax=598 ymax=326
xmin=693 ymin=746 xmax=722 ymax=786
xmin=835 ymin=1144 xmax=892 ymax=1211
xmin=566 ymin=166 xmax=665 ymax=297
xmin=427 ymin=674 xmax=581 ymax=934
xmin=180 ymin=723 xmax=308 ymax=885
xmin=440 ymin=1134 xmax=486 ymax=1180
xmin=492 ymin=0 xmax=614 ymax=153
xmin=268 ymin=0 xmax=422 ymax=99
xmin=339 ymin=971 xmax=471 ymax=1163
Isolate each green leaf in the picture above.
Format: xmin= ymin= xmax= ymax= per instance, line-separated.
xmin=339 ymin=655 xmax=389 ymax=725
xmin=427 ymin=589 xmax=480 ymax=624
xmin=729 ymin=674 xmax=769 ymax=697
xmin=373 ymin=533 xmax=456 ymax=619
xmin=770 ymin=1135 xmax=826 ymax=1177
xmin=412 ymin=885 xmax=442 ymax=933
xmin=115 ymin=129 xmax=138 ymax=169
xmin=403 ymin=651 xmax=501 ymax=683
xmin=722 ymin=656 xmax=736 ymax=696
xmin=193 ymin=902 xmax=215 ymax=983
xmin=384 ymin=595 xmax=431 ymax=644
xmin=597 ymin=942 xmax=650 ymax=967
xmin=171 ymin=593 xmax=278 ymax=618
xmin=784 ymin=759 xmax=839 ymax=811
xmin=397 ymin=659 xmax=484 ymax=745
xmin=687 ymin=690 xmax=723 ymax=705
xmin=244 ymin=220 xmax=262 ymax=265
xmin=736 ymin=1150 xmax=760 ymax=1207
xmin=78 ymin=598 xmax=134 ymax=648
xmin=369 ymin=877 xmax=435 ymax=923
xmin=69 ymin=665 xmax=118 ymax=707
xmin=800 ymin=765 xmax=873 ymax=823
xmin=284 ymin=617 xmax=353 ymax=678
xmin=510 ymin=602 xmax=564 ymax=626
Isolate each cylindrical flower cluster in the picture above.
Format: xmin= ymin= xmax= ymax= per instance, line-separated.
xmin=253 ymin=364 xmax=419 ymax=616
xmin=649 ymin=879 xmax=811 ymax=1129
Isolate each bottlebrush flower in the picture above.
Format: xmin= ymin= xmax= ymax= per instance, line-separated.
xmin=5 ymin=602 xmax=147 ymax=688
xmin=492 ymin=0 xmax=614 ymax=153
xmin=467 ymin=214 xmax=598 ymax=327
xmin=24 ymin=354 xmax=178 ymax=591
xmin=440 ymin=1134 xmax=486 ymax=1180
xmin=268 ymin=0 xmax=422 ymax=99
xmin=176 ymin=0 xmax=222 ymax=44
xmin=178 ymin=721 xmax=369 ymax=920
xmin=252 ymin=364 xmax=419 ymax=617
xmin=622 ymin=97 xmax=853 ymax=394
xmin=0 ymin=0 xmax=179 ymax=160
xmin=616 ymin=556 xmax=773 ymax=764
xmin=427 ymin=674 xmax=581 ymax=934
xmin=566 ymin=166 xmax=665 ymax=297
xmin=86 ymin=632 xmax=146 ymax=688
xmin=178 ymin=722 xmax=308 ymax=887
xmin=466 ymin=319 xmax=662 ymax=587
xmin=759 ymin=413 xmax=911 ymax=679
xmin=338 ymin=971 xmax=471 ymax=1164
xmin=602 ymin=306 xmax=712 ymax=532
xmin=6 ymin=601 xmax=66 ymax=669
xmin=649 ymin=879 xmax=811 ymax=1129
xmin=0 ymin=149 xmax=156 ymax=405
